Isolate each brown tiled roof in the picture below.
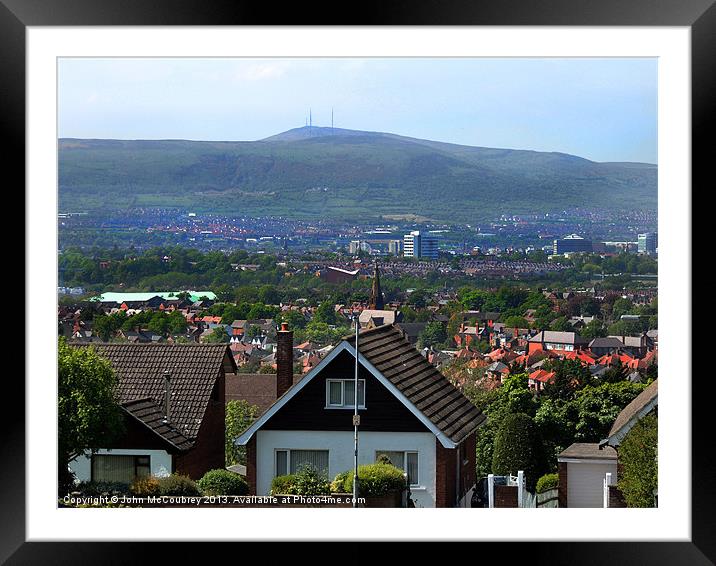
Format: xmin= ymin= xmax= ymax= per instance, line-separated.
xmin=121 ymin=397 xmax=194 ymax=451
xmin=345 ymin=324 xmax=485 ymax=444
xmin=558 ymin=443 xmax=617 ymax=460
xmin=73 ymin=343 xmax=235 ymax=440
xmin=226 ymin=373 xmax=302 ymax=415
xmin=608 ymin=379 xmax=658 ymax=438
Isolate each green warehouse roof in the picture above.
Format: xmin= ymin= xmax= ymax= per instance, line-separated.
xmin=91 ymin=291 xmax=216 ymax=304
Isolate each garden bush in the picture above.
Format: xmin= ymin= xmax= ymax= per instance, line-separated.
xmin=130 ymin=475 xmax=161 ymax=496
xmin=330 ymin=471 xmax=351 ymax=493
xmin=269 ymin=466 xmax=330 ymax=496
xmin=341 ymin=463 xmax=406 ymax=497
xmin=198 ymin=469 xmax=248 ymax=496
xmin=270 ymin=474 xmax=298 ymax=495
xmin=536 ymin=473 xmax=559 ymax=494
xmin=157 ymin=474 xmax=201 ymax=496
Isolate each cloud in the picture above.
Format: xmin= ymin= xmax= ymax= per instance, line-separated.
xmin=233 ymin=62 xmax=290 ymax=82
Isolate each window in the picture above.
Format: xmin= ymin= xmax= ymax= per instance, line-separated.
xmin=375 ymin=450 xmax=419 ymax=486
xmin=91 ymin=454 xmax=151 ymax=484
xmin=275 ymin=449 xmax=329 ymax=478
xmin=326 ymin=379 xmax=365 ymax=408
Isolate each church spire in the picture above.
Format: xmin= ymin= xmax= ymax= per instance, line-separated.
xmin=369 ymin=262 xmax=384 ymax=310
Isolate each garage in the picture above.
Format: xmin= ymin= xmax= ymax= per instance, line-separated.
xmin=558 ymin=443 xmax=618 ymax=508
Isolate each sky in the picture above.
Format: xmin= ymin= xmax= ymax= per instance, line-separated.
xmin=58 ymin=58 xmax=658 ymax=163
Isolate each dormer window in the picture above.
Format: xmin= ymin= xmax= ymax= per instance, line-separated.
xmin=326 ymin=379 xmax=365 ymax=408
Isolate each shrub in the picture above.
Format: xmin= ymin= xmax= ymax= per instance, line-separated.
xmin=269 ymin=466 xmax=330 ymax=496
xmin=270 ymin=474 xmax=298 ymax=495
xmin=157 ymin=474 xmax=201 ymax=496
xmin=491 ymin=412 xmax=546 ymax=492
xmin=342 ymin=463 xmax=406 ymax=497
xmin=293 ymin=465 xmax=331 ymax=495
xmin=536 ymin=473 xmax=559 ymax=494
xmin=130 ymin=475 xmax=161 ymax=496
xmin=330 ymin=471 xmax=351 ymax=493
xmin=198 ymin=469 xmax=248 ymax=496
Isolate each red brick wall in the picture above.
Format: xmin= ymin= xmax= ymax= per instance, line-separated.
xmin=175 ymin=372 xmax=226 ymax=480
xmin=436 ymin=434 xmax=477 ymax=507
xmin=246 ymin=435 xmax=257 ymax=495
xmin=435 ymin=438 xmax=457 ymax=508
xmin=558 ymin=461 xmax=568 ymax=508
xmin=459 ymin=432 xmax=477 ymax=501
xmin=494 ymin=485 xmax=518 ymax=507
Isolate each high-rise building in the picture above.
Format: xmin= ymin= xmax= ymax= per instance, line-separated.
xmin=638 ymin=232 xmax=658 ymax=255
xmin=403 ymin=231 xmax=439 ymax=259
xmin=553 ymin=234 xmax=593 ymax=255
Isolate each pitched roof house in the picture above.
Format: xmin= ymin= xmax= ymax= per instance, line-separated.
xmin=236 ymin=324 xmax=485 ymax=507
xmin=68 ymin=343 xmax=236 ymax=483
xmin=528 ymin=330 xmax=589 ymax=354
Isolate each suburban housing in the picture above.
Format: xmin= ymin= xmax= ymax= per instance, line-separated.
xmin=68 ymin=343 xmax=235 ymax=484
xmin=236 ymin=323 xmax=485 ymax=507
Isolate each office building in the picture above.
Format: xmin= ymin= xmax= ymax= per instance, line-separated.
xmin=403 ymin=230 xmax=439 ymax=259
xmin=638 ymin=232 xmax=657 ymax=255
xmin=553 ymin=234 xmax=593 ymax=255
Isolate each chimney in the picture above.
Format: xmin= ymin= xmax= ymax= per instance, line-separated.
xmin=276 ymin=322 xmax=293 ymax=398
xmin=163 ymin=370 xmax=171 ymax=423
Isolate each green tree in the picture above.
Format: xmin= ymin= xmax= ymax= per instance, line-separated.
xmin=608 ymin=319 xmax=643 ymax=336
xmin=503 ymin=316 xmax=529 ymax=329
xmin=491 ymin=412 xmax=546 ymax=492
xmin=214 ymin=283 xmax=234 ymax=303
xmin=279 ymin=310 xmax=308 ymax=330
xmin=225 ymin=400 xmax=260 ymax=466
xmin=313 ymin=300 xmax=338 ymax=325
xmin=58 ymin=338 xmax=125 ymax=495
xmin=204 ymin=325 xmax=229 ymax=343
xmin=549 ymin=316 xmax=573 ymax=332
xmin=418 ymin=322 xmax=447 ymax=348
xmin=581 ymin=319 xmax=607 ymax=340
xmin=617 ymin=413 xmax=658 ymax=507
xmin=167 ymin=310 xmax=188 ymax=335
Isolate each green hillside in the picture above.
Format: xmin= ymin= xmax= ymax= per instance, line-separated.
xmin=58 ymin=127 xmax=657 ymax=223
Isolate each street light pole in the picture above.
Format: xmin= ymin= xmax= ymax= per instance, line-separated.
xmin=353 ymin=314 xmax=360 ymax=508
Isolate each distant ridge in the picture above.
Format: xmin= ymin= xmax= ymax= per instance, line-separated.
xmin=58 ymin=126 xmax=657 ymax=222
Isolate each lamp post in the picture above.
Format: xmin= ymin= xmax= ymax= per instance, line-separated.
xmin=353 ymin=314 xmax=360 ymax=507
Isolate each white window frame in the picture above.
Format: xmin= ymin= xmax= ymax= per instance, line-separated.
xmin=274 ymin=448 xmax=330 ymax=478
xmin=375 ymin=450 xmax=420 ymax=487
xmin=325 ymin=379 xmax=366 ymax=409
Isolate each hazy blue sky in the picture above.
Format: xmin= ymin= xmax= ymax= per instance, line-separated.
xmin=58 ymin=58 xmax=657 ymax=163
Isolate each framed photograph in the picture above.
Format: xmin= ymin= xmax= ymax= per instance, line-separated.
xmin=7 ymin=0 xmax=710 ymax=562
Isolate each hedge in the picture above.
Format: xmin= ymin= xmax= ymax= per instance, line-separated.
xmin=536 ymin=473 xmax=559 ymax=494
xmin=491 ymin=412 xmax=545 ymax=492
xmin=270 ymin=466 xmax=330 ymax=496
xmin=339 ymin=463 xmax=406 ymax=497
xmin=198 ymin=469 xmax=248 ymax=496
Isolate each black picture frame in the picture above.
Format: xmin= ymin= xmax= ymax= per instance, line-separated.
xmin=6 ymin=0 xmax=709 ymax=562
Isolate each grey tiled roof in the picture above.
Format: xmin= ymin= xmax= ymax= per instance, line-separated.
xmin=558 ymin=442 xmax=617 ymax=460
xmin=73 ymin=343 xmax=235 ymax=440
xmin=346 ymin=324 xmax=485 ymax=444
xmin=121 ymin=397 xmax=194 ymax=451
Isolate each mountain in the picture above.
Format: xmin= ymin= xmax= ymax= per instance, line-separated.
xmin=58 ymin=126 xmax=657 ymax=223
